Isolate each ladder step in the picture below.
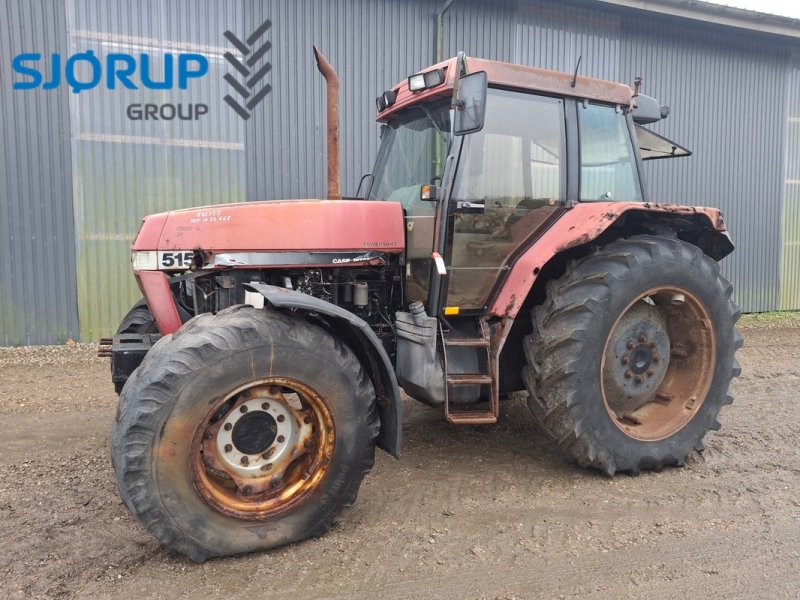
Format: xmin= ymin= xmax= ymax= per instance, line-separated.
xmin=447 ymin=374 xmax=493 ymax=386
xmin=446 ymin=411 xmax=498 ymax=425
xmin=444 ymin=337 xmax=490 ymax=347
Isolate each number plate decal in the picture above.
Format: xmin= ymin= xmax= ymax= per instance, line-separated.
xmin=157 ymin=251 xmax=194 ymax=270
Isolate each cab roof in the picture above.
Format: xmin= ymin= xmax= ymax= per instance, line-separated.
xmin=377 ymin=55 xmax=635 ymax=122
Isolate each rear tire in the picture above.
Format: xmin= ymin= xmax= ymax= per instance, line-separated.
xmin=112 ymin=305 xmax=379 ymax=561
xmin=522 ymin=235 xmax=741 ymax=475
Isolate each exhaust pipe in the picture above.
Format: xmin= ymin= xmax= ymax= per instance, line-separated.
xmin=313 ymin=46 xmax=341 ymax=200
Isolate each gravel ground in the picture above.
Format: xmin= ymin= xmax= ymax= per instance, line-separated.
xmin=0 ymin=323 xmax=798 ymax=599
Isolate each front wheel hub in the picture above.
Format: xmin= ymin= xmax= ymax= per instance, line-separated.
xmin=191 ymin=379 xmax=335 ymax=520
xmin=215 ymin=398 xmax=307 ymax=479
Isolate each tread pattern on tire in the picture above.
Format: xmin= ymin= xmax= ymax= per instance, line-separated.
xmin=112 ymin=305 xmax=379 ymax=562
xmin=522 ymin=235 xmax=741 ymax=476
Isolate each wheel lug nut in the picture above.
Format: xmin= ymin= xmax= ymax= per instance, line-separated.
xmin=649 ymin=342 xmax=656 ymax=349
xmin=624 ymin=370 xmax=633 ymax=379
xmin=653 ymin=354 xmax=660 ymax=363
xmin=635 ymin=375 xmax=644 ymax=383
xmin=224 ymin=443 xmax=232 ymax=453
xmin=240 ymin=456 xmax=249 ymax=466
xmin=621 ymin=356 xmax=629 ymax=365
xmin=277 ymin=435 xmax=285 ymax=443
xmin=239 ymin=404 xmax=248 ymax=413
xmin=639 ymin=335 xmax=646 ymax=343
xmin=277 ymin=414 xmax=285 ymax=423
xmin=626 ymin=341 xmax=635 ymax=350
xmin=261 ymin=402 xmax=270 ymax=410
xmin=647 ymin=368 xmax=655 ymax=377
xmin=224 ymin=422 xmax=232 ymax=431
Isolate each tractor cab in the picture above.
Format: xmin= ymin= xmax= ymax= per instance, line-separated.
xmin=369 ymin=54 xmax=697 ymax=424
xmin=369 ymin=54 xmax=688 ymax=318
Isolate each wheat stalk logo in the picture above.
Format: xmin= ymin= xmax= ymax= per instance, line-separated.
xmin=223 ymin=19 xmax=272 ymax=120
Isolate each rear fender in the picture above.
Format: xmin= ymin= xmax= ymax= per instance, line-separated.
xmin=489 ymin=202 xmax=733 ymax=319
xmin=243 ymin=283 xmax=402 ymax=458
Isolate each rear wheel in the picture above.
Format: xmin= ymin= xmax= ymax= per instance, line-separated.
xmin=112 ymin=305 xmax=378 ymax=561
xmin=522 ymin=235 xmax=741 ymax=474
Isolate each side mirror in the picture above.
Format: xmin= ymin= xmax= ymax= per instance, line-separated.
xmin=632 ymin=93 xmax=670 ymax=125
xmin=453 ymin=71 xmax=488 ymax=135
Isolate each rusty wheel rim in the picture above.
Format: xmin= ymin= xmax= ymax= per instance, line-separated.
xmin=600 ymin=286 xmax=717 ymax=442
xmin=190 ymin=378 xmax=335 ymax=520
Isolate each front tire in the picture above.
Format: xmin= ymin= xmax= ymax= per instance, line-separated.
xmin=112 ymin=305 xmax=379 ymax=561
xmin=523 ymin=235 xmax=742 ymax=475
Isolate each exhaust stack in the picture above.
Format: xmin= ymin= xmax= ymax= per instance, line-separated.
xmin=313 ymin=46 xmax=341 ymax=200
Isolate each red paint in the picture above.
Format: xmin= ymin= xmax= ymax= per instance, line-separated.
xmin=488 ymin=202 xmax=728 ymax=319
xmin=377 ymin=56 xmax=634 ymax=122
xmin=137 ymin=270 xmax=183 ymax=334
xmin=132 ymin=200 xmax=405 ymax=253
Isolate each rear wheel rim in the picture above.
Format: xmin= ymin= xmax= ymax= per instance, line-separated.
xmin=600 ymin=286 xmax=717 ymax=442
xmin=190 ymin=377 xmax=335 ymax=520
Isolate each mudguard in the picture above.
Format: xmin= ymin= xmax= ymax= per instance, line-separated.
xmin=243 ymin=282 xmax=402 ymax=458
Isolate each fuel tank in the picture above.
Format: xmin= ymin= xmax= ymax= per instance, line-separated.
xmin=132 ymin=200 xmax=405 ymax=266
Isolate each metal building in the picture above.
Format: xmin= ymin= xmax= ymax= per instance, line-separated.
xmin=1 ymin=0 xmax=799 ymax=345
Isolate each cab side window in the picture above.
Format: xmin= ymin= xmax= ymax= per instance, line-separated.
xmin=579 ymin=103 xmax=642 ymax=201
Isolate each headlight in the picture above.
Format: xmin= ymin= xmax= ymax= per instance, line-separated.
xmin=131 ymin=250 xmax=158 ymax=271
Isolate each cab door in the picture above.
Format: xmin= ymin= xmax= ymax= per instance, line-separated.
xmin=441 ymin=88 xmax=567 ymax=313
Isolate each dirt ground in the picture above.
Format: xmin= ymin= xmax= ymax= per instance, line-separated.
xmin=0 ymin=322 xmax=798 ymax=600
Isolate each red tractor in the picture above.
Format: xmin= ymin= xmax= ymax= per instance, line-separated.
xmin=104 ymin=50 xmax=741 ymax=561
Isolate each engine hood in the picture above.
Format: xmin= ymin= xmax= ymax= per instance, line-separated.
xmin=132 ymin=200 xmax=405 ymax=257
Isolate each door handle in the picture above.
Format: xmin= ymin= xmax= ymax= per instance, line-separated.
xmin=456 ymin=201 xmax=485 ymax=212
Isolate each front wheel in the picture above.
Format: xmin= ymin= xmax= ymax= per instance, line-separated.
xmin=523 ymin=235 xmax=742 ymax=475
xmin=112 ymin=306 xmax=379 ymax=561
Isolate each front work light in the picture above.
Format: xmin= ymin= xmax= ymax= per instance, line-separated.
xmin=407 ymin=68 xmax=445 ymax=92
xmin=131 ymin=251 xmax=158 ymax=271
xmin=376 ymin=90 xmax=398 ymax=111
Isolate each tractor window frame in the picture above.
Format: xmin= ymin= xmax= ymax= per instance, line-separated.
xmin=577 ymin=101 xmax=647 ymax=203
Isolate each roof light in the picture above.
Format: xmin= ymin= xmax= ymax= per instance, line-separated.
xmin=376 ymin=90 xmax=397 ymax=112
xmin=407 ymin=68 xmax=445 ymax=92
xmin=408 ymin=73 xmax=426 ymax=91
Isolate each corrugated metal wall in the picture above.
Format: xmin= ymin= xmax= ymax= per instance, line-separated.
xmin=1 ymin=0 xmax=798 ymax=345
xmin=781 ymin=53 xmax=800 ymax=309
xmin=620 ymin=13 xmax=789 ymax=312
xmin=66 ymin=0 xmax=247 ymax=341
xmin=242 ymin=0 xmax=439 ymax=201
xmin=0 ymin=0 xmax=78 ymax=345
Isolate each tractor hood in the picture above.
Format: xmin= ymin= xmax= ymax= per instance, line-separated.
xmin=132 ymin=199 xmax=405 ymax=268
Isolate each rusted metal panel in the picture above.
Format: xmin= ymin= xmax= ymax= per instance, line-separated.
xmin=377 ymin=55 xmax=633 ymax=122
xmin=132 ymin=200 xmax=405 ymax=252
xmin=488 ymin=202 xmax=729 ymax=319
xmin=0 ymin=0 xmax=79 ymax=345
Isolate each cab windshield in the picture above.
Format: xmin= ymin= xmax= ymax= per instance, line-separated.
xmin=368 ymin=99 xmax=452 ymax=205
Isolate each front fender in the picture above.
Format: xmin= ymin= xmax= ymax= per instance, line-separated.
xmin=243 ymin=283 xmax=402 ymax=459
